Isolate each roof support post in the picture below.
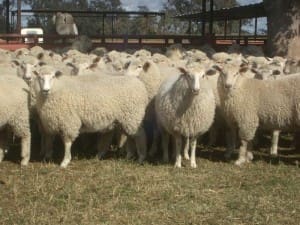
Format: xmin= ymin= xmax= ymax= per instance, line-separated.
xmin=224 ymin=18 xmax=227 ymax=38
xmin=254 ymin=16 xmax=257 ymax=40
xmin=201 ymin=0 xmax=207 ymax=36
xmin=102 ymin=14 xmax=105 ymax=35
xmin=16 ymin=0 xmax=21 ymax=33
xmin=5 ymin=0 xmax=9 ymax=33
xmin=209 ymin=0 xmax=214 ymax=34
xmin=238 ymin=19 xmax=242 ymax=39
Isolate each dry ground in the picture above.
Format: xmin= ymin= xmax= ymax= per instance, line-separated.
xmin=0 ymin=142 xmax=300 ymax=225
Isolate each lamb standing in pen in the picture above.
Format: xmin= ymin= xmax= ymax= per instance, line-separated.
xmin=215 ymin=61 xmax=300 ymax=165
xmin=155 ymin=61 xmax=216 ymax=168
xmin=30 ymin=65 xmax=148 ymax=168
xmin=0 ymin=75 xmax=31 ymax=165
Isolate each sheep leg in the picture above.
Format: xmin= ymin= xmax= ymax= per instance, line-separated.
xmin=270 ymin=130 xmax=280 ymax=156
xmin=60 ymin=140 xmax=72 ymax=168
xmin=190 ymin=137 xmax=197 ymax=168
xmin=235 ymin=139 xmax=253 ymax=166
xmin=43 ymin=135 xmax=54 ymax=161
xmin=161 ymin=129 xmax=170 ymax=163
xmin=117 ymin=132 xmax=128 ymax=149
xmin=125 ymin=138 xmax=136 ymax=160
xmin=174 ymin=134 xmax=182 ymax=168
xmin=134 ymin=127 xmax=147 ymax=164
xmin=0 ymin=130 xmax=8 ymax=163
xmin=20 ymin=135 xmax=31 ymax=166
xmin=224 ymin=127 xmax=237 ymax=160
xmin=148 ymin=126 xmax=159 ymax=158
xmin=208 ymin=124 xmax=217 ymax=147
xmin=97 ymin=131 xmax=114 ymax=160
xmin=0 ymin=149 xmax=4 ymax=163
xmin=183 ymin=137 xmax=190 ymax=160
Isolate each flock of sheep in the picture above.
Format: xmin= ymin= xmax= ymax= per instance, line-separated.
xmin=0 ymin=41 xmax=299 ymax=168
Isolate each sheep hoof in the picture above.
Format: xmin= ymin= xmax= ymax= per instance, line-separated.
xmin=0 ymin=152 xmax=4 ymax=163
xmin=20 ymin=158 xmax=29 ymax=166
xmin=234 ymin=158 xmax=246 ymax=166
xmin=148 ymin=147 xmax=157 ymax=158
xmin=191 ymin=162 xmax=197 ymax=168
xmin=246 ymin=151 xmax=254 ymax=162
xmin=174 ymin=162 xmax=182 ymax=168
xmin=270 ymin=148 xmax=278 ymax=156
xmin=60 ymin=160 xmax=70 ymax=168
xmin=97 ymin=153 xmax=106 ymax=160
xmin=184 ymin=154 xmax=190 ymax=160
xmin=126 ymin=153 xmax=136 ymax=161
xmin=138 ymin=156 xmax=146 ymax=165
xmin=162 ymin=157 xmax=169 ymax=164
xmin=42 ymin=156 xmax=52 ymax=163
xmin=224 ymin=151 xmax=233 ymax=160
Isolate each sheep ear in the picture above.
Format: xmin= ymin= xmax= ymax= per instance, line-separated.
xmin=178 ymin=67 xmax=187 ymax=75
xmin=88 ymin=63 xmax=98 ymax=70
xmin=16 ymin=50 xmax=22 ymax=57
xmin=239 ymin=66 xmax=248 ymax=73
xmin=38 ymin=62 xmax=47 ymax=66
xmin=251 ymin=68 xmax=258 ymax=74
xmin=33 ymin=71 xmax=39 ymax=77
xmin=206 ymin=69 xmax=217 ymax=76
xmin=37 ymin=53 xmax=44 ymax=60
xmin=143 ymin=62 xmax=150 ymax=72
xmin=93 ymin=56 xmax=101 ymax=64
xmin=66 ymin=62 xmax=75 ymax=68
xmin=242 ymin=58 xmax=249 ymax=64
xmin=265 ymin=57 xmax=272 ymax=61
xmin=55 ymin=71 xmax=62 ymax=78
xmin=62 ymin=56 xmax=69 ymax=61
xmin=71 ymin=68 xmax=79 ymax=76
xmin=272 ymin=70 xmax=281 ymax=75
xmin=124 ymin=61 xmax=130 ymax=69
xmin=11 ymin=60 xmax=20 ymax=67
xmin=212 ymin=64 xmax=222 ymax=72
xmin=251 ymin=62 xmax=258 ymax=68
xmin=104 ymin=55 xmax=112 ymax=63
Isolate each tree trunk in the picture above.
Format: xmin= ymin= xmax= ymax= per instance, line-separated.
xmin=264 ymin=0 xmax=300 ymax=58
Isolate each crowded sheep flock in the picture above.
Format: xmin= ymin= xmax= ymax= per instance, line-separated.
xmin=0 ymin=41 xmax=299 ymax=168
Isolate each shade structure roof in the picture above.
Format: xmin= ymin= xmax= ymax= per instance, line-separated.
xmin=174 ymin=3 xmax=266 ymax=21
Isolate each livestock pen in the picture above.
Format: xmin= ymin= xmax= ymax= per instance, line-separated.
xmin=1 ymin=1 xmax=299 ymax=225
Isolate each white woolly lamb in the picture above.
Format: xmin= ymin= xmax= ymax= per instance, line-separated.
xmin=30 ymin=65 xmax=148 ymax=168
xmin=0 ymin=75 xmax=31 ymax=165
xmin=155 ymin=61 xmax=216 ymax=168
xmin=215 ymin=61 xmax=300 ymax=165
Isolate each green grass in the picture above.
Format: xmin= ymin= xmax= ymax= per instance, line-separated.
xmin=0 ymin=148 xmax=300 ymax=225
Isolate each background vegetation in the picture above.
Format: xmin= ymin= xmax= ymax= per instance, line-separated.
xmin=0 ymin=0 xmax=261 ymax=36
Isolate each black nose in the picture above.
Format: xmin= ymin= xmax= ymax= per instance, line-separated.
xmin=42 ymin=90 xmax=49 ymax=94
xmin=225 ymin=84 xmax=232 ymax=89
xmin=192 ymin=89 xmax=200 ymax=95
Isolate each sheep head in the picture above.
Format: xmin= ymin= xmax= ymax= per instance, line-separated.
xmin=214 ymin=62 xmax=249 ymax=90
xmin=178 ymin=62 xmax=216 ymax=95
xmin=33 ymin=65 xmax=62 ymax=95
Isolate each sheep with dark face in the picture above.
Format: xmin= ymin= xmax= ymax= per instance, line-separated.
xmin=53 ymin=12 xmax=78 ymax=35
